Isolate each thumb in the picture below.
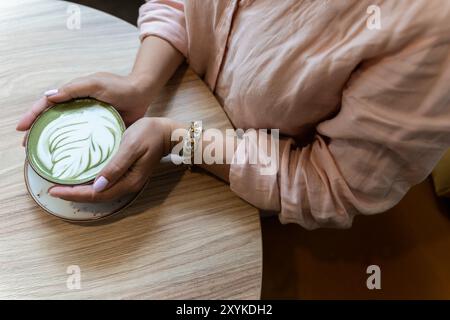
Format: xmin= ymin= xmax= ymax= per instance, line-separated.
xmin=16 ymin=77 xmax=102 ymax=131
xmin=16 ymin=96 xmax=53 ymax=131
xmin=92 ymin=141 xmax=143 ymax=193
xmin=46 ymin=77 xmax=102 ymax=104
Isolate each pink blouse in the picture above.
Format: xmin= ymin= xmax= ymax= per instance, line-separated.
xmin=138 ymin=0 xmax=450 ymax=229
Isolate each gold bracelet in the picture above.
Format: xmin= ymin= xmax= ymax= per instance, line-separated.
xmin=181 ymin=121 xmax=203 ymax=167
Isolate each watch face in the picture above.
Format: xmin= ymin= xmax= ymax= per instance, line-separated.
xmin=26 ymin=98 xmax=125 ymax=185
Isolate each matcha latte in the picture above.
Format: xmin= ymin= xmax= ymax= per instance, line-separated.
xmin=26 ymin=99 xmax=125 ymax=185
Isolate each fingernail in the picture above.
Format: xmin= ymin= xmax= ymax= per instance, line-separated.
xmin=48 ymin=187 xmax=58 ymax=197
xmin=93 ymin=176 xmax=109 ymax=192
xmin=44 ymin=89 xmax=58 ymax=96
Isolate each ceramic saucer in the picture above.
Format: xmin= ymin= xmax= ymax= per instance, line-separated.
xmin=24 ymin=161 xmax=141 ymax=222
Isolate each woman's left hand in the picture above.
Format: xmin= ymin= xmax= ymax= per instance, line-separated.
xmin=49 ymin=117 xmax=175 ymax=202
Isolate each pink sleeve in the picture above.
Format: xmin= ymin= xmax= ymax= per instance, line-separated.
xmin=137 ymin=0 xmax=188 ymax=57
xmin=230 ymin=36 xmax=450 ymax=229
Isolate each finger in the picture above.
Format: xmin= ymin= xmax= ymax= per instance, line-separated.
xmin=49 ymin=172 xmax=145 ymax=202
xmin=17 ymin=76 xmax=102 ymax=131
xmin=16 ymin=96 xmax=53 ymax=131
xmin=22 ymin=131 xmax=29 ymax=147
xmin=48 ymin=185 xmax=95 ymax=202
xmin=92 ymin=138 xmax=145 ymax=192
xmin=49 ymin=149 xmax=150 ymax=202
xmin=46 ymin=77 xmax=101 ymax=104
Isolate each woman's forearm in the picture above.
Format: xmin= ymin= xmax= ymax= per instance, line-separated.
xmin=129 ymin=36 xmax=185 ymax=101
xmin=131 ymin=37 xmax=231 ymax=182
xmin=197 ymin=132 xmax=234 ymax=183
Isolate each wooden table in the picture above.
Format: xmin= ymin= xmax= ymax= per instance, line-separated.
xmin=0 ymin=0 xmax=262 ymax=299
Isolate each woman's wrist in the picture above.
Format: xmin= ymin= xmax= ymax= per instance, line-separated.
xmin=127 ymin=72 xmax=158 ymax=103
xmin=157 ymin=117 xmax=231 ymax=182
xmin=156 ymin=118 xmax=186 ymax=157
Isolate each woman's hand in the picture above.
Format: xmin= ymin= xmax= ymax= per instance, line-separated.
xmin=16 ymin=72 xmax=155 ymax=141
xmin=17 ymin=35 xmax=186 ymax=136
xmin=48 ymin=117 xmax=175 ymax=202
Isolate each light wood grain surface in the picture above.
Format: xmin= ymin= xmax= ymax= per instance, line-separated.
xmin=0 ymin=0 xmax=262 ymax=299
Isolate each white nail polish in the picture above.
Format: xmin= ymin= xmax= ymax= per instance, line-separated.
xmin=93 ymin=176 xmax=109 ymax=192
xmin=44 ymin=89 xmax=58 ymax=97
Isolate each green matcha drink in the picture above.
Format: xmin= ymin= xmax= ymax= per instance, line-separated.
xmin=26 ymin=99 xmax=125 ymax=185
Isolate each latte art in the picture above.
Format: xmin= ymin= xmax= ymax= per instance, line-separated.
xmin=37 ymin=106 xmax=122 ymax=180
xmin=27 ymin=99 xmax=125 ymax=184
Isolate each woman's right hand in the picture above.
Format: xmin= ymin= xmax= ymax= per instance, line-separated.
xmin=16 ymin=72 xmax=155 ymax=141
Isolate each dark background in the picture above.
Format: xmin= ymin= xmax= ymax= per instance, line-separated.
xmin=73 ymin=0 xmax=143 ymax=25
